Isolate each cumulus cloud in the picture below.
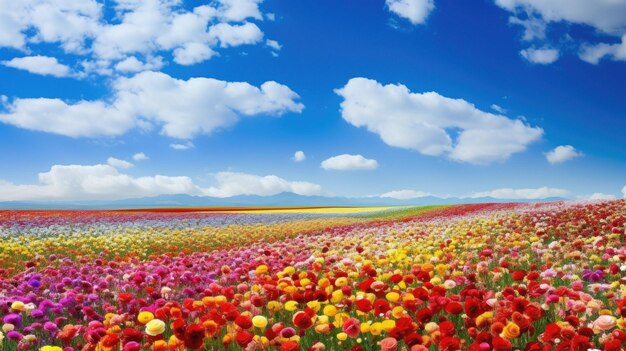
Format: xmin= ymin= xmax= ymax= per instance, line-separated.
xmin=114 ymin=56 xmax=164 ymax=73
xmin=579 ymin=36 xmax=626 ymax=64
xmin=336 ymin=78 xmax=543 ymax=165
xmin=520 ymin=47 xmax=559 ymax=64
xmin=0 ymin=0 xmax=272 ymax=75
xmin=132 ymin=152 xmax=149 ymax=161
xmin=386 ymin=0 xmax=435 ymax=25
xmin=379 ymin=190 xmax=434 ymax=199
xmin=321 ymin=154 xmax=378 ymax=171
xmin=293 ymin=150 xmax=306 ymax=162
xmin=0 ymin=164 xmax=323 ymax=201
xmin=587 ymin=193 xmax=617 ymax=200
xmin=623 ymin=185 xmax=626 ymax=198
xmin=0 ymin=71 xmax=303 ymax=139
xmin=545 ymin=145 xmax=583 ymax=164
xmin=107 ymin=157 xmax=134 ymax=169
xmin=490 ymin=104 xmax=506 ymax=113
xmin=203 ymin=172 xmax=322 ymax=198
xmin=2 ymin=56 xmax=72 ymax=77
xmin=170 ymin=142 xmax=195 ymax=150
xmin=470 ymin=187 xmax=569 ymax=199
xmin=496 ymin=0 xmax=626 ymax=63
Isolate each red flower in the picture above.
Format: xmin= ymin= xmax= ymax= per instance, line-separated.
xmin=234 ymin=315 xmax=252 ymax=329
xmin=235 ymin=330 xmax=253 ymax=348
xmin=280 ymin=340 xmax=299 ymax=351
xmin=492 ymin=336 xmax=512 ymax=351
xmin=541 ymin=323 xmax=561 ymax=343
xmin=416 ymin=308 xmax=433 ymax=324
xmin=464 ymin=298 xmax=483 ymax=319
xmin=170 ymin=319 xmax=186 ymax=340
xmin=445 ymin=301 xmax=463 ymax=315
xmin=439 ymin=336 xmax=461 ymax=351
xmin=292 ymin=311 xmax=313 ymax=329
xmin=183 ymin=324 xmax=205 ymax=350
xmin=439 ymin=321 xmax=456 ymax=337
xmin=355 ymin=299 xmax=373 ymax=313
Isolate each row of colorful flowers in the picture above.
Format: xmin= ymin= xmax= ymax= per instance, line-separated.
xmin=0 ymin=201 xmax=624 ymax=350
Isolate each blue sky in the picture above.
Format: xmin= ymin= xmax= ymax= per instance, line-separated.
xmin=0 ymin=0 xmax=624 ymax=201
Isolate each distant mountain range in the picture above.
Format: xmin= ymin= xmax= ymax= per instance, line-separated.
xmin=0 ymin=192 xmax=567 ymax=209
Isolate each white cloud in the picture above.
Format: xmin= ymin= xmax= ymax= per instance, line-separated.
xmin=266 ymin=39 xmax=282 ymax=51
xmin=2 ymin=56 xmax=72 ymax=77
xmin=0 ymin=71 xmax=303 ymax=139
xmin=0 ymin=164 xmax=201 ymax=201
xmin=0 ymin=0 xmax=272 ymax=75
xmin=0 ymin=164 xmax=323 ymax=201
xmin=336 ymin=78 xmax=543 ymax=165
xmin=380 ymin=189 xmax=434 ymax=199
xmin=321 ymin=154 xmax=378 ymax=171
xmin=114 ymin=56 xmax=164 ymax=73
xmin=587 ymin=193 xmax=617 ymax=200
xmin=107 ymin=157 xmax=134 ymax=169
xmin=386 ymin=0 xmax=435 ymax=25
xmin=208 ymin=22 xmax=263 ymax=48
xmin=622 ymin=185 xmax=626 ymax=198
xmin=496 ymin=0 xmax=626 ymax=63
xmin=132 ymin=152 xmax=149 ymax=161
xmin=520 ymin=47 xmax=559 ymax=64
xmin=293 ymin=150 xmax=306 ymax=162
xmin=545 ymin=145 xmax=583 ymax=164
xmin=470 ymin=186 xmax=569 ymax=199
xmin=203 ymin=171 xmax=322 ymax=197
xmin=170 ymin=141 xmax=194 ymax=150
xmin=495 ymin=0 xmax=626 ymax=35
xmin=579 ymin=35 xmax=626 ymax=64
xmin=490 ymin=104 xmax=506 ymax=113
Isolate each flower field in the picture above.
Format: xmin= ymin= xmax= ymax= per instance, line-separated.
xmin=0 ymin=201 xmax=625 ymax=351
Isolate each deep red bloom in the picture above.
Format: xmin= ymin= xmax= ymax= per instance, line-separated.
xmin=439 ymin=336 xmax=461 ymax=351
xmin=445 ymin=301 xmax=463 ymax=315
xmin=464 ymin=298 xmax=483 ymax=318
xmin=492 ymin=336 xmax=512 ymax=351
xmin=235 ymin=330 xmax=254 ymax=348
xmin=280 ymin=340 xmax=299 ymax=351
xmin=355 ymin=299 xmax=373 ymax=313
xmin=234 ymin=315 xmax=252 ymax=329
xmin=292 ymin=311 xmax=313 ymax=329
xmin=183 ymin=324 xmax=205 ymax=350
xmin=439 ymin=321 xmax=456 ymax=337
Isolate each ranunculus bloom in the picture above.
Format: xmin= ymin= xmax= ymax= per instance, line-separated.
xmin=235 ymin=315 xmax=252 ymax=329
xmin=379 ymin=337 xmax=397 ymax=351
xmin=183 ymin=324 xmax=205 ymax=350
xmin=292 ymin=311 xmax=313 ymax=329
xmin=592 ymin=315 xmax=616 ymax=331
xmin=342 ymin=318 xmax=360 ymax=338
xmin=145 ymin=319 xmax=166 ymax=336
xmin=252 ymin=315 xmax=268 ymax=329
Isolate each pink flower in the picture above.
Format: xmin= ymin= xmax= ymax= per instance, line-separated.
xmin=592 ymin=315 xmax=616 ymax=331
xmin=342 ymin=318 xmax=360 ymax=338
xmin=380 ymin=337 xmax=397 ymax=351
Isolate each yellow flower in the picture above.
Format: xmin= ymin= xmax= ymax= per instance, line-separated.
xmin=255 ymin=265 xmax=268 ymax=275
xmin=386 ymin=292 xmax=400 ymax=303
xmin=323 ymin=305 xmax=338 ymax=317
xmin=369 ymin=322 xmax=383 ymax=336
xmin=145 ymin=319 xmax=166 ymax=336
xmin=337 ymin=332 xmax=348 ymax=341
xmin=137 ymin=311 xmax=155 ymax=325
xmin=284 ymin=301 xmax=298 ymax=311
xmin=41 ymin=347 xmax=63 ymax=351
xmin=11 ymin=301 xmax=26 ymax=312
xmin=252 ymin=316 xmax=268 ymax=329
